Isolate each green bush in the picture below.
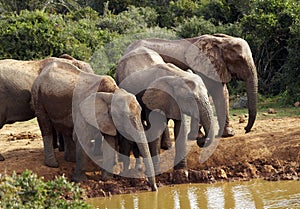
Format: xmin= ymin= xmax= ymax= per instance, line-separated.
xmin=90 ymin=26 xmax=177 ymax=77
xmin=176 ymin=16 xmax=216 ymax=38
xmin=0 ymin=170 xmax=90 ymax=209
xmin=97 ymin=5 xmax=158 ymax=34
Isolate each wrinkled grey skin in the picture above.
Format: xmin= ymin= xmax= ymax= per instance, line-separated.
xmin=117 ymin=52 xmax=215 ymax=173
xmin=0 ymin=55 xmax=93 ymax=161
xmin=123 ymin=34 xmax=258 ymax=137
xmin=31 ymin=60 xmax=157 ymax=191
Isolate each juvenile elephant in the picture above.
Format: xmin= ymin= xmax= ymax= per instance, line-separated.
xmin=123 ymin=34 xmax=258 ymax=137
xmin=117 ymin=59 xmax=215 ymax=174
xmin=31 ymin=60 xmax=157 ymax=190
xmin=0 ymin=55 xmax=93 ymax=160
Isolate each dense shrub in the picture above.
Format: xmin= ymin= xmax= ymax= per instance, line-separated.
xmin=176 ymin=16 xmax=216 ymax=38
xmin=97 ymin=6 xmax=158 ymax=34
xmin=0 ymin=170 xmax=90 ymax=208
xmin=284 ymin=19 xmax=300 ymax=103
xmin=90 ymin=26 xmax=177 ymax=77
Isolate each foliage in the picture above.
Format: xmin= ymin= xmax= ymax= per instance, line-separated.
xmin=0 ymin=0 xmax=81 ymax=14
xmin=284 ymin=18 xmax=300 ymax=102
xmin=161 ymin=0 xmax=201 ymax=27
xmin=90 ymin=27 xmax=177 ymax=77
xmin=176 ymin=15 xmax=216 ymax=38
xmin=0 ymin=10 xmax=66 ymax=60
xmin=97 ymin=5 xmax=158 ymax=34
xmin=0 ymin=9 xmax=111 ymax=61
xmin=0 ymin=170 xmax=90 ymax=208
xmin=240 ymin=0 xmax=300 ymax=96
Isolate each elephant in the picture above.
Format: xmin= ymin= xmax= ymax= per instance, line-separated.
xmin=116 ymin=55 xmax=215 ymax=174
xmin=0 ymin=54 xmax=93 ymax=161
xmin=31 ymin=60 xmax=157 ymax=191
xmin=123 ymin=33 xmax=258 ymax=137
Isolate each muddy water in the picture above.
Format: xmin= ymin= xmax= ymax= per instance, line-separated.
xmin=88 ymin=180 xmax=300 ymax=209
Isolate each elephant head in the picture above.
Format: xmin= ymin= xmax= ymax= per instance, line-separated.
xmin=142 ymin=75 xmax=214 ymax=148
xmin=79 ymin=88 xmax=157 ymax=191
xmin=185 ymin=34 xmax=258 ymax=133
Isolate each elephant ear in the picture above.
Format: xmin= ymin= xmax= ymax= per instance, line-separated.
xmin=79 ymin=92 xmax=117 ymax=136
xmin=142 ymin=78 xmax=181 ymax=120
xmin=185 ymin=34 xmax=231 ymax=83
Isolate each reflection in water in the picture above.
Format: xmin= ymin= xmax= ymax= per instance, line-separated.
xmin=187 ymin=187 xmax=199 ymax=209
xmin=232 ymin=185 xmax=255 ymax=208
xmin=206 ymin=186 xmax=224 ymax=208
xmin=89 ymin=180 xmax=300 ymax=209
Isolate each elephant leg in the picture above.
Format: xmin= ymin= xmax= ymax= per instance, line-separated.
xmin=209 ymin=83 xmax=227 ymax=137
xmin=52 ymin=128 xmax=58 ymax=149
xmin=58 ymin=132 xmax=64 ymax=151
xmin=0 ymin=115 xmax=5 ymax=161
xmin=173 ymin=119 xmax=188 ymax=170
xmin=118 ymin=136 xmax=132 ymax=171
xmin=72 ymin=133 xmax=88 ymax=182
xmin=0 ymin=153 xmax=4 ymax=161
xmin=36 ymin=106 xmax=58 ymax=168
xmin=132 ymin=143 xmax=143 ymax=170
xmin=93 ymin=135 xmax=103 ymax=156
xmin=102 ymin=134 xmax=116 ymax=181
xmin=148 ymin=136 xmax=161 ymax=175
xmin=222 ymin=85 xmax=235 ymax=137
xmin=161 ymin=127 xmax=172 ymax=150
xmin=64 ymin=134 xmax=76 ymax=162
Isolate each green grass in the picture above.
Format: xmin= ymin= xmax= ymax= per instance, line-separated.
xmin=230 ymin=107 xmax=300 ymax=120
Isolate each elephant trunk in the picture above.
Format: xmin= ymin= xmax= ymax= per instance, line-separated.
xmin=188 ymin=98 xmax=214 ymax=148
xmin=135 ymin=132 xmax=157 ymax=191
xmin=244 ymin=64 xmax=258 ymax=133
xmin=197 ymin=100 xmax=214 ymax=147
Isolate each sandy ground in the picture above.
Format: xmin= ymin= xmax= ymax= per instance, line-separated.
xmin=0 ymin=113 xmax=299 ymax=197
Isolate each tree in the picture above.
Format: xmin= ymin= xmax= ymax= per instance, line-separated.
xmin=240 ymin=0 xmax=299 ymax=96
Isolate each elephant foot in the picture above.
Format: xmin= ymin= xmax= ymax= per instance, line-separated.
xmin=64 ymin=146 xmax=76 ymax=162
xmin=172 ymin=169 xmax=189 ymax=184
xmin=188 ymin=130 xmax=205 ymax=141
xmin=64 ymin=153 xmax=76 ymax=162
xmin=101 ymin=170 xmax=113 ymax=181
xmin=135 ymin=163 xmax=143 ymax=171
xmin=197 ymin=137 xmax=213 ymax=148
xmin=0 ymin=154 xmax=4 ymax=161
xmin=173 ymin=159 xmax=187 ymax=170
xmin=72 ymin=170 xmax=88 ymax=182
xmin=221 ymin=126 xmax=235 ymax=137
xmin=45 ymin=158 xmax=59 ymax=168
xmin=161 ymin=142 xmax=172 ymax=150
xmin=161 ymin=128 xmax=172 ymax=150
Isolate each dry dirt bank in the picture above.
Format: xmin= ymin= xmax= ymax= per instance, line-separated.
xmin=0 ymin=115 xmax=299 ymax=198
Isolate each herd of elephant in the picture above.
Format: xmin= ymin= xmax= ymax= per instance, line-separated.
xmin=0 ymin=34 xmax=258 ymax=191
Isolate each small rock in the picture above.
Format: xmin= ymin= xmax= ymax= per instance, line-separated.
xmin=239 ymin=116 xmax=246 ymax=123
xmin=294 ymin=101 xmax=300 ymax=107
xmin=268 ymin=108 xmax=277 ymax=114
xmin=263 ymin=165 xmax=277 ymax=173
xmin=262 ymin=113 xmax=268 ymax=116
xmin=216 ymin=168 xmax=227 ymax=179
